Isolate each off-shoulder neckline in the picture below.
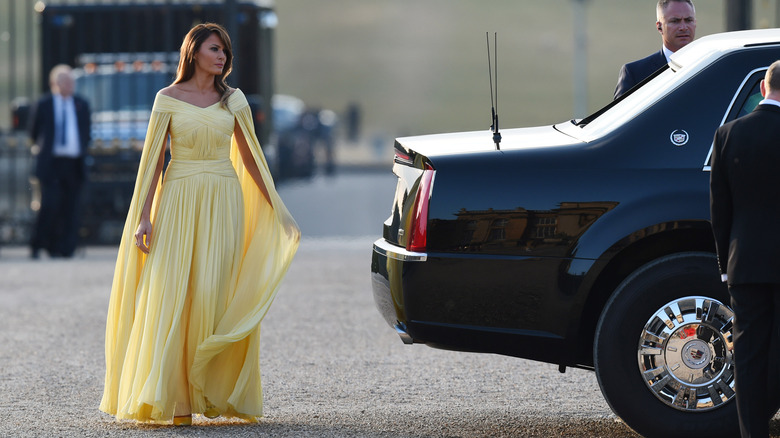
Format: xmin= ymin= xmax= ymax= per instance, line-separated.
xmin=157 ymin=89 xmax=242 ymax=109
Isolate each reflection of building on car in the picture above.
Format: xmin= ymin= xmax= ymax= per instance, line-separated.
xmin=371 ymin=29 xmax=780 ymax=438
xmin=272 ymin=94 xmax=338 ymax=179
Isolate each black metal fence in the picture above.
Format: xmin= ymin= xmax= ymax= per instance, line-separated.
xmin=0 ymin=132 xmax=35 ymax=246
xmin=0 ymin=0 xmax=277 ymax=249
xmin=1 ymin=1 xmax=39 ymax=248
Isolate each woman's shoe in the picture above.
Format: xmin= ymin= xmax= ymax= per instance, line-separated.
xmin=203 ymin=407 xmax=220 ymax=419
xmin=173 ymin=415 xmax=192 ymax=426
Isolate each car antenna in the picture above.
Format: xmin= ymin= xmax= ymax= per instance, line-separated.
xmin=486 ymin=32 xmax=501 ymax=150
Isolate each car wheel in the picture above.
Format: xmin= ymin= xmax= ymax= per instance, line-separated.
xmin=594 ymin=252 xmax=738 ymax=438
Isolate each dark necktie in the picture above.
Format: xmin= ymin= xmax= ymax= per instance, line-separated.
xmin=57 ymin=99 xmax=68 ymax=150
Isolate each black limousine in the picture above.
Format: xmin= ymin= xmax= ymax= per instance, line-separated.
xmin=371 ymin=29 xmax=780 ymax=438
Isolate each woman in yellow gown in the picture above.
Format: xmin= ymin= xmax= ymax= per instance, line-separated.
xmin=99 ymin=23 xmax=300 ymax=425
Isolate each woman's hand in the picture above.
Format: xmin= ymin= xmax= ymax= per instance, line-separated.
xmin=133 ymin=141 xmax=166 ymax=255
xmin=134 ymin=218 xmax=153 ymax=254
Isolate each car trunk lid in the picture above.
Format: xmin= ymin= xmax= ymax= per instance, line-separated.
xmin=383 ymin=126 xmax=580 ymax=250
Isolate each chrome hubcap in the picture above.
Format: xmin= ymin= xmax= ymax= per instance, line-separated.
xmin=637 ymin=296 xmax=735 ymax=411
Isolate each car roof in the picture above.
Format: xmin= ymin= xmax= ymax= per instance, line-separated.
xmin=401 ymin=30 xmax=780 ymax=156
xmin=561 ymin=29 xmax=780 ymax=143
xmin=671 ymin=29 xmax=780 ymax=73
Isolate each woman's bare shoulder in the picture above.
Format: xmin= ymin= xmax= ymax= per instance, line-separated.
xmin=158 ymin=85 xmax=184 ymax=98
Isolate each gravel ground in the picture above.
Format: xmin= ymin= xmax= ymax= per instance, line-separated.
xmin=2 ymin=238 xmax=762 ymax=437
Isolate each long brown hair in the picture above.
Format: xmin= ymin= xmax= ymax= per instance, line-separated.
xmin=173 ymin=23 xmax=234 ymax=108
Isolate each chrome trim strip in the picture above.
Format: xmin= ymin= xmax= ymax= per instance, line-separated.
xmin=373 ymin=238 xmax=428 ymax=262
xmin=394 ymin=323 xmax=415 ymax=344
xmin=394 ymin=156 xmax=414 ymax=166
xmin=703 ymin=66 xmax=767 ymax=172
xmin=413 ymin=320 xmax=565 ymax=339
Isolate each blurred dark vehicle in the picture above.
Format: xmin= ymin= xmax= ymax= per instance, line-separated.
xmin=272 ymin=94 xmax=307 ymax=179
xmin=11 ymin=98 xmax=31 ymax=132
xmin=273 ymin=94 xmax=338 ymax=180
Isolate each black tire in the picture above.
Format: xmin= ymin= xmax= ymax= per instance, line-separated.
xmin=594 ymin=252 xmax=738 ymax=438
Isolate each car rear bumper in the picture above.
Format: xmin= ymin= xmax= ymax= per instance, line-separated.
xmin=370 ymin=238 xmax=576 ymax=361
xmin=372 ymin=238 xmax=427 ymax=262
xmin=371 ymin=238 xmax=426 ymax=344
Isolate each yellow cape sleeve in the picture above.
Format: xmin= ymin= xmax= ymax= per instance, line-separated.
xmin=100 ymin=99 xmax=170 ymax=415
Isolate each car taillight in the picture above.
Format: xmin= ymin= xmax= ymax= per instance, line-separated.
xmin=407 ymin=164 xmax=434 ymax=253
xmin=394 ymin=149 xmax=412 ymax=165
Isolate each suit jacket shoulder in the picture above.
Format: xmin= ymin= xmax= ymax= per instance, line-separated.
xmin=719 ymin=104 xmax=780 ymax=135
xmin=73 ymin=94 xmax=89 ymax=108
xmin=30 ymin=94 xmax=54 ymax=138
xmin=614 ymin=50 xmax=667 ymax=99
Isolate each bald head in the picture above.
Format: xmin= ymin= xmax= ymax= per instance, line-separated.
xmin=761 ymin=61 xmax=780 ymax=101
xmin=49 ymin=64 xmax=75 ymax=97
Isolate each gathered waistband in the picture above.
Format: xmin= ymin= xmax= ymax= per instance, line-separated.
xmin=164 ymin=158 xmax=236 ymax=181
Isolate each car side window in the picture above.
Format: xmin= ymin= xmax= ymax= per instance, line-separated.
xmin=736 ymin=80 xmax=763 ymax=119
xmin=704 ymin=70 xmax=766 ymax=170
xmin=726 ymin=70 xmax=766 ymax=123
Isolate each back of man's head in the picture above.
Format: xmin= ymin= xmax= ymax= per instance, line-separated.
xmin=765 ymin=60 xmax=780 ymax=95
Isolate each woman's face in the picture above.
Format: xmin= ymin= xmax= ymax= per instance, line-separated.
xmin=194 ymin=33 xmax=226 ymax=76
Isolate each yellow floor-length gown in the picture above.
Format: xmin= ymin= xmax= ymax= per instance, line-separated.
xmin=99 ymin=89 xmax=300 ymax=424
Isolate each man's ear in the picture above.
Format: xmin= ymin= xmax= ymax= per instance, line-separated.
xmin=657 ymin=21 xmax=663 ymax=33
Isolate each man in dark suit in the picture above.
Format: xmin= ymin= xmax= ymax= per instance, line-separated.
xmin=710 ymin=60 xmax=780 ymax=438
xmin=614 ymin=0 xmax=696 ymax=99
xmin=29 ymin=64 xmax=91 ymax=258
